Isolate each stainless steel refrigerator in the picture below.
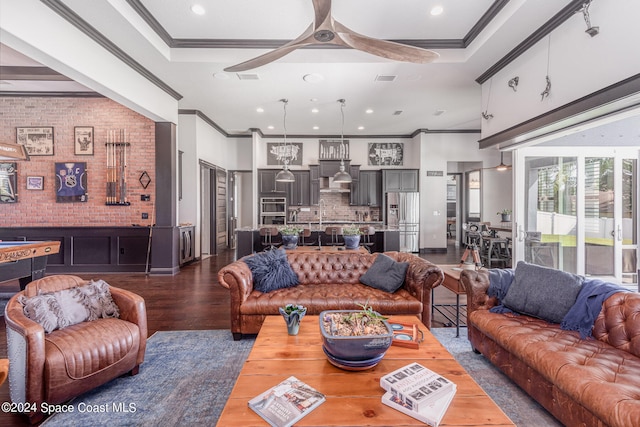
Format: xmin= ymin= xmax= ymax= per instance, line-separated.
xmin=386 ymin=192 xmax=419 ymax=252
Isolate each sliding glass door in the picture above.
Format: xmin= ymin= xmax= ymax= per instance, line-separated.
xmin=514 ymin=147 xmax=638 ymax=286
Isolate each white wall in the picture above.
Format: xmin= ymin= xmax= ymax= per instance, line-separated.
xmin=481 ymin=0 xmax=640 ymax=139
xmin=419 ymin=133 xmax=510 ymax=249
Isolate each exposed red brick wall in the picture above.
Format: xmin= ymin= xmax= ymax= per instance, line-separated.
xmin=0 ymin=97 xmax=156 ymax=227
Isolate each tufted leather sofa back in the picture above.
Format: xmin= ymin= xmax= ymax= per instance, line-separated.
xmin=286 ymin=252 xmax=375 ymax=285
xmin=593 ymin=292 xmax=640 ymax=358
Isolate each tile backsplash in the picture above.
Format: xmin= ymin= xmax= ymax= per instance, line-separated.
xmin=290 ymin=192 xmax=381 ymax=222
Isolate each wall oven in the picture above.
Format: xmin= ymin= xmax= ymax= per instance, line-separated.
xmin=260 ymin=197 xmax=286 ymax=225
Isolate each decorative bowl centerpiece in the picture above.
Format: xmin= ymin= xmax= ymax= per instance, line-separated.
xmin=319 ymin=306 xmax=393 ymax=370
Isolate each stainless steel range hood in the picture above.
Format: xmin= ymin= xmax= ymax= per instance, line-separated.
xmin=319 ymin=177 xmax=350 ymax=193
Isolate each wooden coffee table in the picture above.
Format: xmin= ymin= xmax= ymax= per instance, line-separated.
xmin=217 ymin=315 xmax=514 ymax=426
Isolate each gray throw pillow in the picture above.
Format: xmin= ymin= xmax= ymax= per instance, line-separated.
xmin=243 ymin=249 xmax=299 ymax=293
xmin=19 ymin=280 xmax=120 ymax=333
xmin=502 ymin=261 xmax=583 ymax=324
xmin=360 ymin=253 xmax=409 ymax=293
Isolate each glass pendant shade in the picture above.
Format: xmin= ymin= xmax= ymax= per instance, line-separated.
xmin=333 ymin=99 xmax=352 ymax=183
xmin=275 ymin=164 xmax=295 ymax=182
xmin=333 ymin=162 xmax=352 ymax=183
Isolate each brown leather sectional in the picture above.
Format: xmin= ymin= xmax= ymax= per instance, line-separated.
xmin=218 ymin=251 xmax=443 ymax=340
xmin=461 ymin=269 xmax=640 ymax=427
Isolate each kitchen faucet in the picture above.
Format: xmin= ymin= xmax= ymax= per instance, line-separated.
xmin=318 ymin=198 xmax=326 ymax=229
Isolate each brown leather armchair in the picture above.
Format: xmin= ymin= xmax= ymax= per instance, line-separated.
xmin=4 ymin=275 xmax=147 ymax=423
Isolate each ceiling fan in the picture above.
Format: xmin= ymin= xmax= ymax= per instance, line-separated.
xmin=484 ymin=152 xmax=512 ymax=171
xmin=223 ymin=0 xmax=439 ymax=72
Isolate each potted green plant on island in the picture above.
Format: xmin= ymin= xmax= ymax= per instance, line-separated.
xmin=279 ymin=225 xmax=303 ymax=249
xmin=497 ymin=209 xmax=512 ymax=222
xmin=342 ymin=225 xmax=363 ymax=250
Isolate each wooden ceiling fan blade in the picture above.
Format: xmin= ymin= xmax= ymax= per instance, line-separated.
xmin=336 ymin=29 xmax=439 ymax=63
xmin=224 ymin=24 xmax=316 ymax=72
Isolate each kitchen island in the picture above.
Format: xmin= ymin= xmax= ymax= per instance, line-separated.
xmin=235 ymin=224 xmax=399 ymax=258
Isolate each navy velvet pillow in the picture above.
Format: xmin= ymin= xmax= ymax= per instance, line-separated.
xmin=243 ymin=249 xmax=299 ymax=293
xmin=360 ymin=253 xmax=409 ymax=293
xmin=502 ymin=261 xmax=583 ymax=324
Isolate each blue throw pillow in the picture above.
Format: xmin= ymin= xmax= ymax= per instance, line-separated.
xmin=243 ymin=249 xmax=299 ymax=293
xmin=360 ymin=253 xmax=409 ymax=293
xmin=502 ymin=261 xmax=583 ymax=324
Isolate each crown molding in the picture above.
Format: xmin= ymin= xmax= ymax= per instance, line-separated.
xmin=40 ymin=0 xmax=183 ymax=101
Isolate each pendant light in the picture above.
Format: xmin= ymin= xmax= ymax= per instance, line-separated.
xmin=496 ymin=152 xmax=509 ymax=171
xmin=275 ymin=98 xmax=295 ymax=183
xmin=333 ymin=99 xmax=352 ymax=183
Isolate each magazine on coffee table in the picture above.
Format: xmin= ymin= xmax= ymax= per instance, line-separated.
xmin=380 ymin=362 xmax=455 ymax=411
xmin=382 ymin=385 xmax=456 ymax=427
xmin=248 ymin=376 xmax=325 ymax=427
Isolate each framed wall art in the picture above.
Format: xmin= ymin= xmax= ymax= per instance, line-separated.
xmin=16 ymin=126 xmax=54 ymax=156
xmin=368 ymin=142 xmax=404 ymax=166
xmin=319 ymin=139 xmax=349 ymax=160
xmin=267 ymin=142 xmax=303 ymax=166
xmin=74 ymin=126 xmax=94 ymax=155
xmin=55 ymin=162 xmax=88 ymax=202
xmin=0 ymin=162 xmax=18 ymax=203
xmin=27 ymin=176 xmax=44 ymax=190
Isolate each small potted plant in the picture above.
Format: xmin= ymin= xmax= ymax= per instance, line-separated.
xmin=497 ymin=209 xmax=512 ymax=222
xmin=279 ymin=303 xmax=307 ymax=335
xmin=279 ymin=225 xmax=303 ymax=249
xmin=342 ymin=225 xmax=363 ymax=250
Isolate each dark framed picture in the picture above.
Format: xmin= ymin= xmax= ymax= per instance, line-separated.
xmin=319 ymin=139 xmax=349 ymax=160
xmin=26 ymin=176 xmax=44 ymax=190
xmin=16 ymin=126 xmax=54 ymax=156
xmin=0 ymin=162 xmax=18 ymax=203
xmin=267 ymin=142 xmax=303 ymax=165
xmin=55 ymin=162 xmax=88 ymax=202
xmin=368 ymin=142 xmax=404 ymax=166
xmin=74 ymin=126 xmax=94 ymax=155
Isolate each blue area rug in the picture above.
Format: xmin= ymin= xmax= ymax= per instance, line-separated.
xmin=42 ymin=328 xmax=560 ymax=426
xmin=431 ymin=327 xmax=562 ymax=427
xmin=42 ymin=330 xmax=255 ymax=427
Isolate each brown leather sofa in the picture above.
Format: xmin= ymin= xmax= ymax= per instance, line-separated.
xmin=461 ymin=269 xmax=640 ymax=427
xmin=5 ymin=275 xmax=147 ymax=423
xmin=218 ymin=251 xmax=443 ymax=340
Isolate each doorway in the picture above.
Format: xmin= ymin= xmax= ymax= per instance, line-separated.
xmin=200 ymin=161 xmax=227 ymax=256
xmin=514 ymin=147 xmax=638 ymax=287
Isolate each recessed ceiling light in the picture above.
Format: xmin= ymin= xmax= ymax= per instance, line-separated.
xmin=256 ymin=107 xmax=264 ymax=113
xmin=358 ymin=126 xmax=365 ymax=130
xmin=313 ymin=126 xmax=319 ymax=130
xmin=430 ymin=6 xmax=443 ymax=16
xmin=267 ymin=125 xmax=274 ymax=130
xmin=191 ymin=4 xmax=206 ymax=15
xmin=365 ymin=109 xmax=374 ymax=114
xmin=311 ymin=108 xmax=319 ymax=113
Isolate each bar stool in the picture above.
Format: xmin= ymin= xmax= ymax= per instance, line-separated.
xmin=324 ymin=226 xmax=344 ymax=246
xmin=359 ymin=226 xmax=376 ymax=253
xmin=299 ymin=228 xmax=316 ymax=246
xmin=259 ymin=227 xmax=281 ymax=251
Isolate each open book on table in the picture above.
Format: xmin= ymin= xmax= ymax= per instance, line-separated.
xmin=248 ymin=376 xmax=325 ymax=427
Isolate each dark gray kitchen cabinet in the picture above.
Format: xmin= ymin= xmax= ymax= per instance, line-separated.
xmin=383 ymin=169 xmax=419 ymax=192
xmin=359 ymin=170 xmax=382 ymax=206
xmin=258 ymin=169 xmax=288 ymax=194
xmin=319 ymin=160 xmax=351 ymax=177
xmin=287 ymin=170 xmax=310 ymax=206
xmin=309 ymin=165 xmax=319 ymax=205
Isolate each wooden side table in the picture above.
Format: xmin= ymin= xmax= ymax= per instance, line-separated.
xmin=432 ymin=264 xmax=478 ymax=337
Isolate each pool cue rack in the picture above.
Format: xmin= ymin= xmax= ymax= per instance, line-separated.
xmin=105 ymin=129 xmax=130 ymax=206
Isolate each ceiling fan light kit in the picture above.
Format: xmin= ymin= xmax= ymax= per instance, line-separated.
xmin=223 ymin=0 xmax=439 ymax=72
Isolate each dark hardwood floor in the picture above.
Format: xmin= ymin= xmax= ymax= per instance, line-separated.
xmin=0 ymin=243 xmax=463 ymax=426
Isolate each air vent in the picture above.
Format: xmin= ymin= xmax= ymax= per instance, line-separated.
xmin=237 ymin=73 xmax=260 ymax=80
xmin=393 ymin=110 xmax=403 ymax=116
xmin=375 ymin=75 xmax=397 ymax=82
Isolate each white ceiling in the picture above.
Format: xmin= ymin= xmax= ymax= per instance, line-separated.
xmin=6 ymin=0 xmax=637 ymax=140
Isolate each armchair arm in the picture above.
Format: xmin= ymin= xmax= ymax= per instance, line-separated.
xmin=110 ymin=286 xmax=148 ymax=366
xmin=4 ymin=294 xmax=46 ymax=406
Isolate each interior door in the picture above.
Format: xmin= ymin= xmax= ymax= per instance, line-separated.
xmin=514 ymin=147 xmax=638 ymax=287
